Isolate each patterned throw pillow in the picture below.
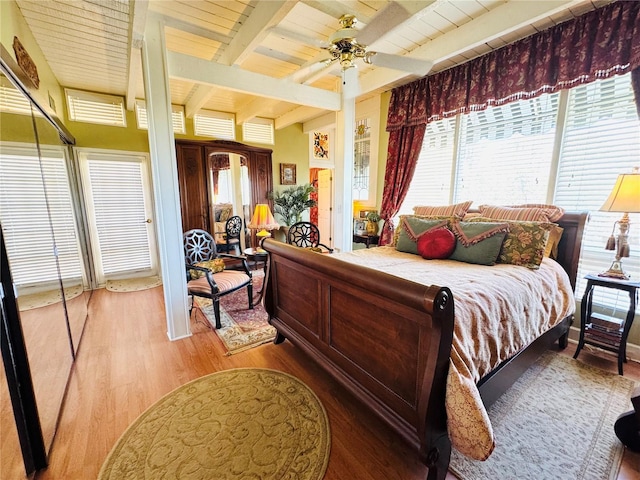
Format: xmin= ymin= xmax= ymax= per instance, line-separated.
xmin=189 ymin=258 xmax=226 ymax=279
xmin=448 ymin=221 xmax=510 ymax=266
xmin=469 ymin=217 xmax=554 ymax=269
xmin=395 ymin=217 xmax=450 ymax=255
xmin=478 ymin=204 xmax=564 ymax=223
xmin=417 ymin=228 xmax=456 ymax=259
xmin=413 ymin=200 xmax=473 ymax=218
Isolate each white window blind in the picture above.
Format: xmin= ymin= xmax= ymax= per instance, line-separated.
xmin=398 ymin=117 xmax=456 ymax=216
xmin=135 ymin=100 xmax=186 ymax=134
xmin=194 ymin=110 xmax=235 ymax=139
xmin=0 ymin=78 xmax=41 ymax=116
xmin=0 ymin=144 xmax=83 ymax=287
xmin=84 ymin=156 xmax=152 ymax=276
xmin=65 ymin=88 xmax=126 ymax=127
xmin=554 ymin=73 xmax=640 ymax=313
xmin=242 ymin=117 xmax=274 ymax=144
xmin=454 ymin=93 xmax=559 ymax=204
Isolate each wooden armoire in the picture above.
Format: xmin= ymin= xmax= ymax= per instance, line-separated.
xmin=175 ymin=139 xmax=274 ymax=234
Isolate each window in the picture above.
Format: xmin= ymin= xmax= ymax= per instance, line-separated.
xmin=353 ymin=118 xmax=371 ymax=201
xmin=400 ymin=72 xmax=640 ymax=312
xmin=555 ymin=74 xmax=640 ymax=311
xmin=65 ymin=88 xmax=126 ymax=127
xmin=0 ymin=77 xmax=41 ymax=116
xmin=0 ymin=144 xmax=84 ymax=288
xmin=194 ymin=110 xmax=235 ymax=139
xmin=242 ymin=117 xmax=274 ymax=144
xmin=135 ymin=100 xmax=186 ymax=134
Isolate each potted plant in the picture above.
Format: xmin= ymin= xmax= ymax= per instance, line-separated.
xmin=366 ymin=211 xmax=381 ymax=236
xmin=270 ymin=183 xmax=317 ymax=227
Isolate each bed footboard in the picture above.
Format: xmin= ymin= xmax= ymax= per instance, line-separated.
xmin=262 ymin=239 xmax=455 ymax=479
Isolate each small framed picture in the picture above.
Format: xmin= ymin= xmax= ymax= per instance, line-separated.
xmin=280 ymin=163 xmax=296 ymax=185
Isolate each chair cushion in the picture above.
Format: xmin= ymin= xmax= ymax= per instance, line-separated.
xmin=189 ymin=259 xmax=225 ymax=279
xmin=187 ymin=270 xmax=250 ymax=294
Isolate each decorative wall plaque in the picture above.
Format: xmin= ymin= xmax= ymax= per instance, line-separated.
xmin=13 ymin=36 xmax=39 ymax=89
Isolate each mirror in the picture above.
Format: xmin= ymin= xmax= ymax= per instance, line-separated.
xmin=0 ymin=61 xmax=90 ymax=476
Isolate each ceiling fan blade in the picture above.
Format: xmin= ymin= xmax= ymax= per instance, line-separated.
xmin=290 ymin=58 xmax=337 ymax=84
xmin=357 ymin=2 xmax=414 ymax=46
xmin=269 ymin=26 xmax=328 ymax=49
xmin=364 ymin=52 xmax=433 ymax=76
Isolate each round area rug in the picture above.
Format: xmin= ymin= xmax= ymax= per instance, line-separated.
xmin=98 ymin=368 xmax=331 ymax=480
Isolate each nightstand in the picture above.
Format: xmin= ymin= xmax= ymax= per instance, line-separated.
xmin=353 ymin=234 xmax=379 ymax=248
xmin=573 ymin=274 xmax=640 ymax=375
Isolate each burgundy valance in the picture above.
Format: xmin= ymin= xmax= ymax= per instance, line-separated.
xmin=387 ymin=1 xmax=640 ymax=131
xmin=209 ymin=154 xmax=247 ymax=170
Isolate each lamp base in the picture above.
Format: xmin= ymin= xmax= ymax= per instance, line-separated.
xmin=598 ymin=260 xmax=630 ymax=280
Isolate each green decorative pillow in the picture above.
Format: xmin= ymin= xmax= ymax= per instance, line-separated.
xmin=189 ymin=258 xmax=226 ymax=279
xmin=469 ymin=217 xmax=554 ymax=269
xmin=449 ymin=221 xmax=509 ymax=266
xmin=392 ymin=215 xmax=454 ymax=247
xmin=395 ymin=217 xmax=450 ymax=254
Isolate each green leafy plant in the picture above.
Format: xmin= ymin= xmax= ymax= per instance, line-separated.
xmin=366 ymin=211 xmax=381 ymax=223
xmin=270 ymin=183 xmax=317 ymax=226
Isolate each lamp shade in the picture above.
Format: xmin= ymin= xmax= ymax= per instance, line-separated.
xmin=248 ymin=204 xmax=279 ymax=236
xmin=600 ymin=167 xmax=640 ymax=213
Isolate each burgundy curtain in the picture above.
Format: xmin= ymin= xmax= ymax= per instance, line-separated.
xmin=378 ymin=125 xmax=426 ymax=245
xmin=387 ymin=1 xmax=640 ymax=131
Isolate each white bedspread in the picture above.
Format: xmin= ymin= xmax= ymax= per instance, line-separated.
xmin=332 ymin=246 xmax=576 ymax=460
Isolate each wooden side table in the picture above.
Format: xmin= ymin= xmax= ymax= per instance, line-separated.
xmin=243 ymin=248 xmax=268 ymax=303
xmin=353 ymin=234 xmax=379 ymax=248
xmin=573 ymin=273 xmax=640 ymax=375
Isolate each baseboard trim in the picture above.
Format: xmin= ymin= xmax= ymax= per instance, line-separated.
xmin=568 ymin=325 xmax=640 ymax=363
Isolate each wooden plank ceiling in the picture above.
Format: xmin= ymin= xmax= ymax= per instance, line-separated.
xmin=15 ymin=0 xmax=611 ymax=129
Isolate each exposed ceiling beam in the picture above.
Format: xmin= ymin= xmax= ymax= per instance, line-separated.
xmin=168 ymin=51 xmax=341 ymax=111
xmin=358 ymin=0 xmax=586 ymax=96
xmin=125 ymin=0 xmax=148 ymax=110
xmin=185 ymin=0 xmax=296 ymax=118
xmin=275 ymin=105 xmax=327 ymax=130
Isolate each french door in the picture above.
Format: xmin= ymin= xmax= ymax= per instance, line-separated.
xmin=77 ymin=150 xmax=157 ymax=285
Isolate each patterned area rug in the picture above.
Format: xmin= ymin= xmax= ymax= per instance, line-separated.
xmin=450 ymin=352 xmax=636 ymax=480
xmin=195 ymin=270 xmax=276 ymax=355
xmin=18 ymin=284 xmax=84 ymax=311
xmin=98 ymin=368 xmax=331 ymax=480
xmin=106 ymin=276 xmax=162 ymax=292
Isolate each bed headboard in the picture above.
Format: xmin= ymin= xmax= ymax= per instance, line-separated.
xmin=553 ymin=211 xmax=589 ymax=290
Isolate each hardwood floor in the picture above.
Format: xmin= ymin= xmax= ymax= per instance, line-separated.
xmin=30 ymin=286 xmax=640 ymax=480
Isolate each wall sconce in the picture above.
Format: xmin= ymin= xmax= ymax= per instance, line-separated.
xmin=248 ymin=204 xmax=279 ymax=249
xmin=599 ymin=167 xmax=640 ymax=280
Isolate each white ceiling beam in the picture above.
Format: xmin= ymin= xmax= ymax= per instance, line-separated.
xmin=276 ymin=105 xmax=326 ymax=130
xmin=168 ymin=51 xmax=341 ymax=111
xmin=358 ymin=0 xmax=586 ymax=96
xmin=220 ymin=1 xmax=296 ymax=66
xmin=302 ymin=112 xmax=336 ymax=133
xmin=125 ymin=0 xmax=148 ymax=110
xmin=236 ymin=97 xmax=279 ymax=125
xmin=185 ymin=1 xmax=296 ymax=118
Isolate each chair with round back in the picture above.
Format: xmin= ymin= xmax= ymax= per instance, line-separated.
xmin=222 ymin=215 xmax=243 ymax=254
xmin=287 ymin=221 xmax=333 ymax=253
xmin=183 ymin=229 xmax=253 ymax=329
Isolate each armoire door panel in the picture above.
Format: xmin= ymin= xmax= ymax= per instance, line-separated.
xmin=175 ymin=144 xmax=210 ymax=233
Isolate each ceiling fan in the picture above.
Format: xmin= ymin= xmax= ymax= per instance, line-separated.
xmin=322 ymin=13 xmax=433 ymax=76
xmin=275 ymin=2 xmax=435 ymax=85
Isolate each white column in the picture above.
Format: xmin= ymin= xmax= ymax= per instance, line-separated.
xmin=141 ymin=15 xmax=191 ymax=340
xmin=333 ymin=68 xmax=356 ymax=252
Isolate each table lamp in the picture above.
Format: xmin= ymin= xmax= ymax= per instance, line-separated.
xmin=599 ymin=167 xmax=640 ymax=280
xmin=248 ymin=204 xmax=279 ymax=248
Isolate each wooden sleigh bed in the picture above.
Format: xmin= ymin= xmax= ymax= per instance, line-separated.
xmin=261 ymin=212 xmax=588 ymax=480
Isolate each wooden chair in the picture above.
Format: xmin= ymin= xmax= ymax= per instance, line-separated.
xmin=217 ymin=215 xmax=242 ymax=254
xmin=287 ymin=221 xmax=333 ymax=253
xmin=183 ymin=229 xmax=253 ymax=329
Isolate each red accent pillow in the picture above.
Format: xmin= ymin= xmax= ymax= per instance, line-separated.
xmin=417 ymin=228 xmax=456 ymax=259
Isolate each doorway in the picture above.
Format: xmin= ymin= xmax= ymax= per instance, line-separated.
xmin=77 ymin=150 xmax=158 ymax=285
